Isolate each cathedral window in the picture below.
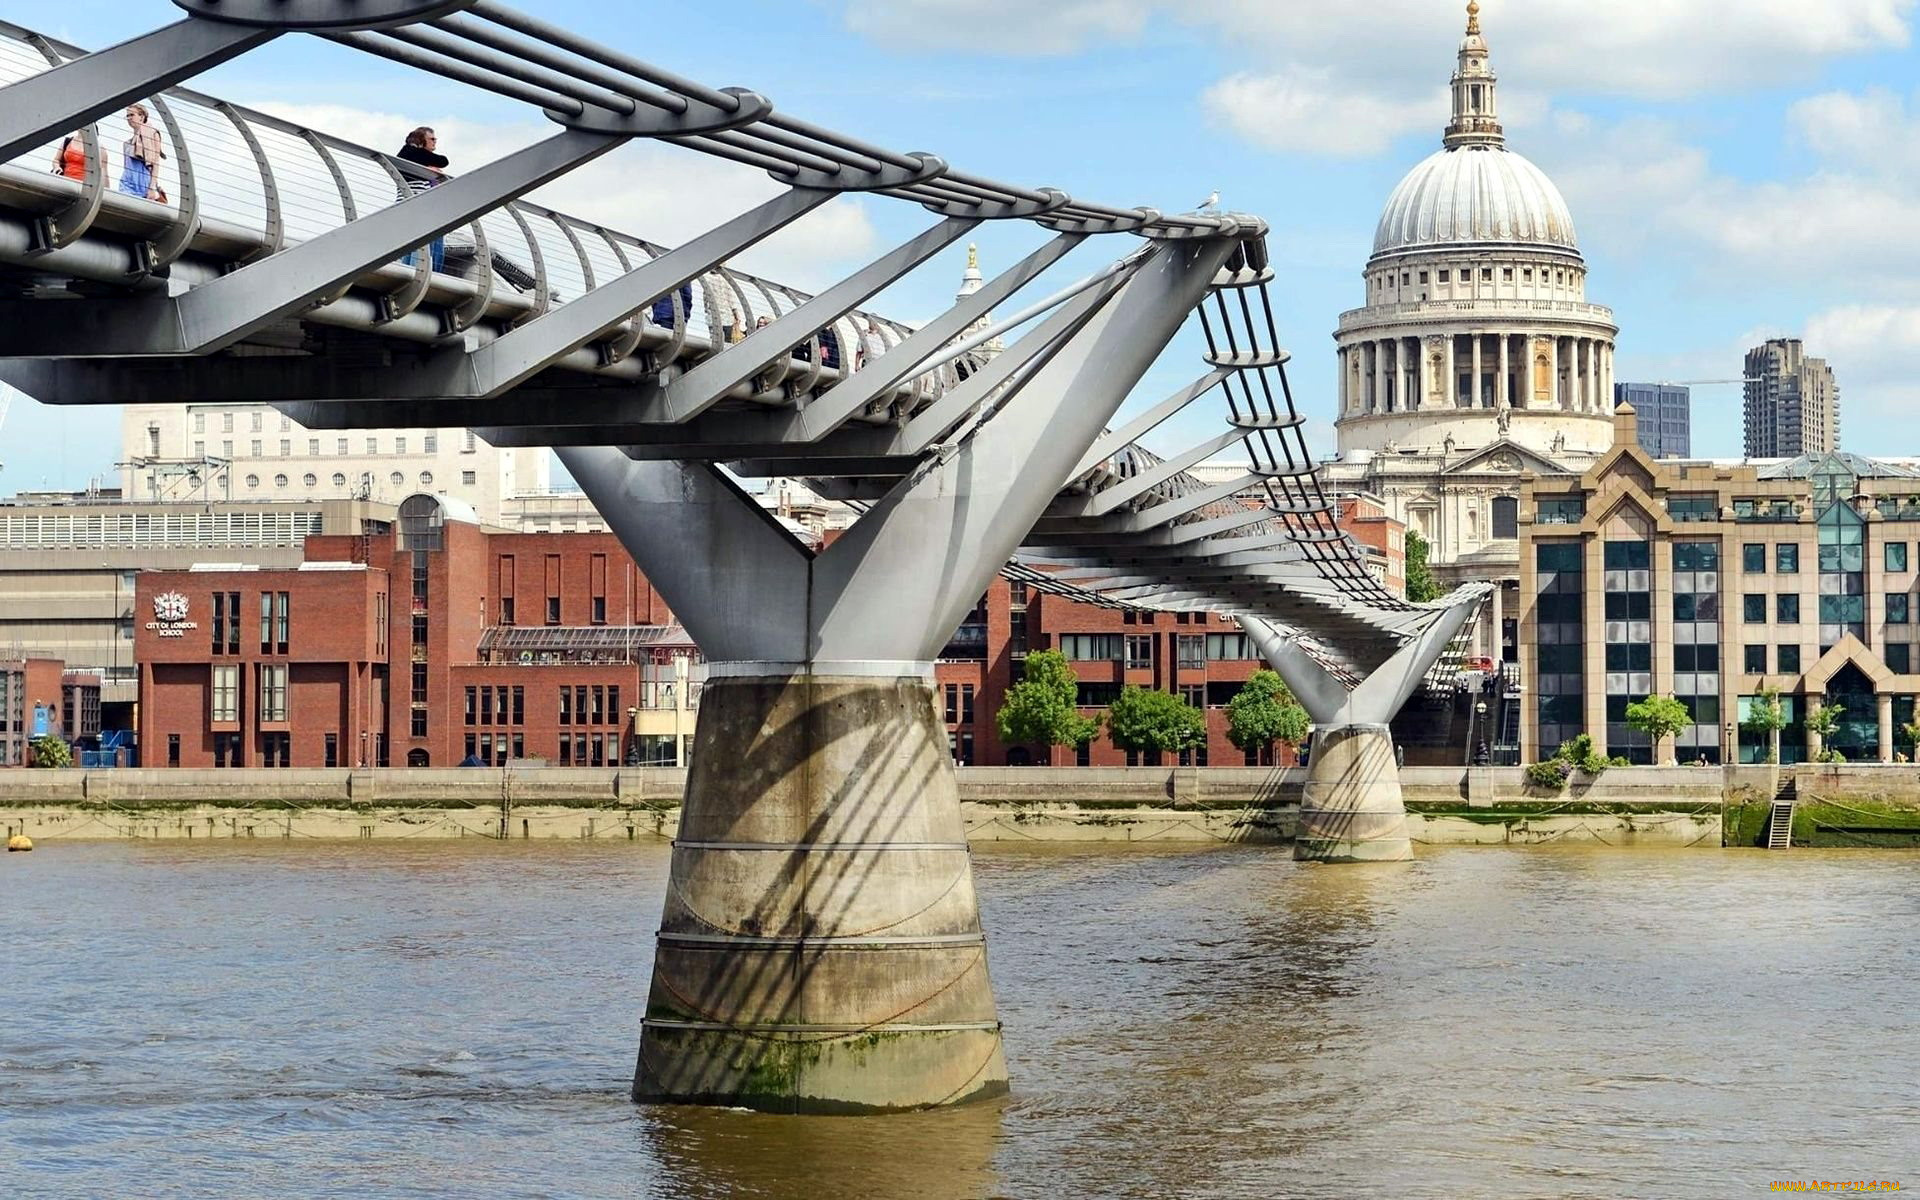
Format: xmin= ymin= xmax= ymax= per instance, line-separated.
xmin=1481 ymin=267 xmax=1493 ymax=281
xmin=1502 ymin=267 xmax=1513 ymax=281
xmin=1418 ymin=271 xmax=1428 ymax=284
xmin=1438 ymin=269 xmax=1449 ymax=282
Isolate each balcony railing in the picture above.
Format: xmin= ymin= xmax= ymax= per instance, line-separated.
xmin=1337 ymin=298 xmax=1617 ymax=327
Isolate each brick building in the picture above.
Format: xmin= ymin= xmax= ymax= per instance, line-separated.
xmin=136 ymin=495 xmax=694 ymax=769
xmin=0 ymin=656 xmax=68 ymax=765
xmin=933 ymin=580 xmax=1272 ymax=767
xmin=135 ymin=491 xmax=1398 ymax=769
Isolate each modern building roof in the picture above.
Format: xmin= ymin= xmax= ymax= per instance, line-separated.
xmin=1753 ymin=452 xmax=1920 ymax=482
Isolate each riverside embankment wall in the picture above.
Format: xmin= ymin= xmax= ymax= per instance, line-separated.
xmin=0 ymin=763 xmax=1856 ymax=845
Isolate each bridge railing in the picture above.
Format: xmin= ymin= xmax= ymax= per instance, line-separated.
xmin=0 ymin=17 xmax=942 ymax=403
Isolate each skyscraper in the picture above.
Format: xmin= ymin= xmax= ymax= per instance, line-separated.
xmin=1744 ymin=338 xmax=1838 ymax=457
xmin=1614 ymin=382 xmax=1690 ymax=458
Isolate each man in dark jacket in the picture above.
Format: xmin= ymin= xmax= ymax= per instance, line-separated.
xmin=650 ymin=282 xmax=694 ymax=329
xmin=396 ymin=127 xmax=448 ymax=272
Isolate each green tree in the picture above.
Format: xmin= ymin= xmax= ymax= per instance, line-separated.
xmin=995 ymin=649 xmax=1101 ymax=754
xmin=1743 ymin=687 xmax=1787 ymax=765
xmin=28 ymin=734 xmax=71 ymax=769
xmin=1807 ymin=699 xmax=1843 ymax=761
xmin=1625 ymin=694 xmax=1691 ymax=760
xmin=1224 ymin=669 xmax=1310 ymax=762
xmin=1903 ymin=716 xmax=1920 ymax=761
xmin=1107 ymin=686 xmax=1207 ymax=761
xmin=1404 ymin=529 xmax=1440 ymax=603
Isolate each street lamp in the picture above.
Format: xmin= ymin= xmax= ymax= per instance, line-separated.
xmin=1473 ymin=699 xmax=1489 ymax=765
xmin=1724 ymin=720 xmax=1735 ymax=765
xmin=673 ymin=654 xmax=691 ymax=767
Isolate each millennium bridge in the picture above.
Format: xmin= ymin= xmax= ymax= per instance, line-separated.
xmin=0 ymin=0 xmax=1487 ymax=1112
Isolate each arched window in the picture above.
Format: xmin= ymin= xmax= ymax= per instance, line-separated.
xmin=1492 ymin=496 xmax=1519 ymax=539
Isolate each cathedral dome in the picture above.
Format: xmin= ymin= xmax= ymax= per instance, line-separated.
xmin=1372 ymin=145 xmax=1578 ymax=256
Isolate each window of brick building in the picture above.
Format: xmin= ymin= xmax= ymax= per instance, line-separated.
xmin=258 ymin=665 xmax=288 ymax=722
xmin=211 ymin=664 xmax=239 ymax=722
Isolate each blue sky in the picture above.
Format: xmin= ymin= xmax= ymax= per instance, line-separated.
xmin=4 ymin=0 xmax=1919 ymax=489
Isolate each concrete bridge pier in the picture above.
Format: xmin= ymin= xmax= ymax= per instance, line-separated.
xmin=1242 ymin=593 xmax=1484 ymax=863
xmin=562 ymin=234 xmax=1241 ymax=1111
xmin=637 ymin=663 xmax=1005 ymax=1111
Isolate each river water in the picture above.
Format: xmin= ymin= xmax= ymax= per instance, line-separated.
xmin=2 ymin=841 xmax=1915 ymax=1198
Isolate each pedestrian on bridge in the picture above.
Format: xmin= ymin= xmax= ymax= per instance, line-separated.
xmin=396 ymin=126 xmax=448 ymax=273
xmin=858 ymin=317 xmax=888 ymax=370
xmin=51 ymin=132 xmax=86 ymax=181
xmin=118 ymin=103 xmax=166 ymax=202
xmin=700 ymin=271 xmax=742 ymax=346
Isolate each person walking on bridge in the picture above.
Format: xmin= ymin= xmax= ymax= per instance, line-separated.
xmin=118 ymin=104 xmax=166 ymax=201
xmin=51 ymin=132 xmax=86 ymax=181
xmin=395 ymin=126 xmax=448 ymax=273
xmin=700 ymin=271 xmax=743 ymax=347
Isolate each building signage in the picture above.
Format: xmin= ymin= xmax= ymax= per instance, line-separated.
xmin=146 ymin=591 xmax=198 ymax=638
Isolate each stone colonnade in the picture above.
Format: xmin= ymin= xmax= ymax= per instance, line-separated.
xmin=1340 ymin=332 xmax=1614 ymax=418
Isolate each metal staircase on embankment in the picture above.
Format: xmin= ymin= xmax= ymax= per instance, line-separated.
xmin=1766 ymin=781 xmax=1796 ymax=850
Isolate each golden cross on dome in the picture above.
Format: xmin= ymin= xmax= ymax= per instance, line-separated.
xmin=1466 ymin=0 xmax=1481 ymax=35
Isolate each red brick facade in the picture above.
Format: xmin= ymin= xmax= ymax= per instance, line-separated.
xmin=931 ymin=579 xmax=1283 ymax=768
xmin=133 ymin=494 xmax=1386 ymax=769
xmin=137 ymin=510 xmax=679 ymax=769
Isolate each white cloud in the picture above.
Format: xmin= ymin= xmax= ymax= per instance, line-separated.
xmin=842 ymin=0 xmax=1913 ymax=98
xmin=1803 ymin=303 xmax=1920 ymax=437
xmin=1788 ymin=86 xmax=1920 ymax=179
xmin=1535 ymin=105 xmax=1920 ymax=297
xmin=249 ymin=101 xmax=880 ymax=290
xmin=842 ymin=0 xmax=1152 ymax=54
xmin=1202 ymin=71 xmax=1442 ymax=158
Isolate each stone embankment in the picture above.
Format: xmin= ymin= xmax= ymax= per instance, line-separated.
xmin=3 ymin=762 xmax=1918 ymax=845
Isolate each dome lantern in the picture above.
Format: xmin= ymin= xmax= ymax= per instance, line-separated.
xmin=1444 ymin=0 xmax=1502 ymax=149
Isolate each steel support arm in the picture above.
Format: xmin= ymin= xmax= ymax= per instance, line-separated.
xmin=471 ymin=186 xmax=834 ymax=397
xmin=556 ymin=451 xmax=812 ymax=663
xmin=640 ymin=216 xmax=982 ymax=424
xmin=0 ymin=20 xmax=277 ymax=162
xmin=1072 ymin=369 xmax=1230 ymax=477
xmin=1242 ymin=591 xmax=1483 ymax=726
xmin=1087 ymin=426 xmax=1252 ymax=514
xmin=805 ymin=236 xmax=1241 ymax=663
xmin=750 ymin=232 xmax=1086 ymax=443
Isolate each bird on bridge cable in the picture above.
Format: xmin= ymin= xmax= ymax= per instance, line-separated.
xmin=1196 ymin=189 xmax=1221 ymax=212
